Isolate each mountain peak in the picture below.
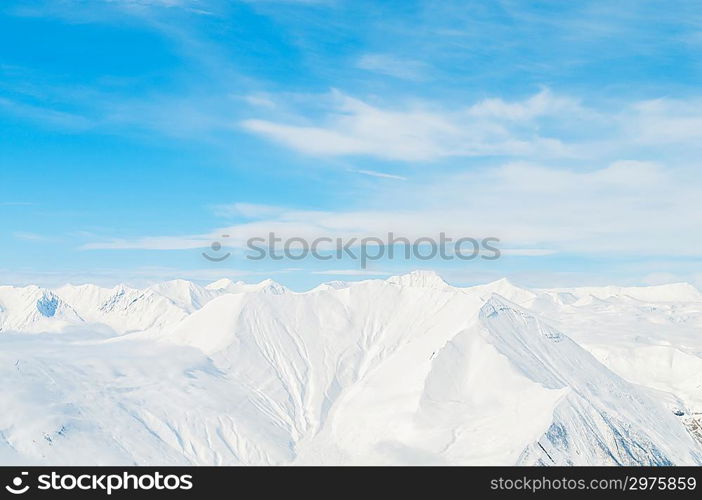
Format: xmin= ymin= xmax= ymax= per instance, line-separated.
xmin=467 ymin=278 xmax=535 ymax=305
xmin=205 ymin=278 xmax=245 ymax=291
xmin=313 ymin=280 xmax=349 ymax=292
xmin=152 ymin=279 xmax=197 ymax=291
xmin=255 ymin=279 xmax=287 ymax=294
xmin=203 ymin=278 xmax=287 ymax=294
xmin=386 ymin=270 xmax=450 ymax=289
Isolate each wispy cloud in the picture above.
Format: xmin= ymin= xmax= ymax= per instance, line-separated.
xmin=356 ymin=53 xmax=430 ymax=81
xmin=499 ymin=249 xmax=558 ymax=257
xmin=81 ymin=235 xmax=212 ymax=250
xmin=627 ymin=97 xmax=702 ymax=145
xmin=242 ymin=90 xmax=573 ymax=161
xmin=211 ymin=202 xmax=288 ymax=219
xmin=12 ymin=232 xmax=47 ymax=241
xmin=0 ymin=97 xmax=94 ymax=131
xmin=82 ymin=159 xmax=702 ymax=258
xmin=11 ymin=0 xmax=216 ymax=18
xmin=241 ymin=88 xmax=702 ymax=163
xmin=353 ymin=169 xmax=407 ymax=181
xmin=0 ymin=201 xmax=35 ymax=206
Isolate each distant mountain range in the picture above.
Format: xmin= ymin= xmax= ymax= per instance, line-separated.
xmin=0 ymin=271 xmax=701 ymax=465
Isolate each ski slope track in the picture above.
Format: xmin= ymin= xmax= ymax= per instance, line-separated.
xmin=0 ymin=271 xmax=701 ymax=465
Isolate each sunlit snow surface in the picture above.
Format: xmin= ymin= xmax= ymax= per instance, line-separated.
xmin=1 ymin=271 xmax=701 ymax=465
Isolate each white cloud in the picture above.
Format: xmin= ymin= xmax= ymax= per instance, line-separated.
xmin=82 ymin=236 xmax=211 ymax=250
xmin=105 ymin=0 xmax=189 ymax=6
xmin=499 ymin=249 xmax=558 ymax=256
xmin=627 ymin=97 xmax=702 ymax=145
xmin=13 ymin=232 xmax=47 ymax=241
xmin=356 ymin=54 xmax=430 ymax=81
xmin=212 ymin=202 xmax=287 ymax=219
xmin=466 ymin=89 xmax=585 ymax=121
xmin=241 ymin=89 xmax=702 ymax=163
xmin=0 ymin=97 xmax=94 ymax=131
xmin=83 ymin=159 xmax=702 ymax=258
xmin=353 ymin=169 xmax=407 ymax=181
xmin=242 ymin=90 xmax=573 ymax=161
xmin=243 ymin=94 xmax=277 ymax=109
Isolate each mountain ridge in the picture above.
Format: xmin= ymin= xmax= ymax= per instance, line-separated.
xmin=1 ymin=272 xmax=701 ymax=465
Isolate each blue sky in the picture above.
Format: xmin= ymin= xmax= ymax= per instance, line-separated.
xmin=1 ymin=0 xmax=702 ymax=290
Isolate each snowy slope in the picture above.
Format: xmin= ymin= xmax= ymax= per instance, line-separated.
xmin=478 ymin=298 xmax=700 ymax=465
xmin=0 ymin=272 xmax=701 ymax=465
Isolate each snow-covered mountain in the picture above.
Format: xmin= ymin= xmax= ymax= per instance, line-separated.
xmin=205 ymin=278 xmax=288 ymax=295
xmin=0 ymin=285 xmax=83 ymax=333
xmin=0 ymin=271 xmax=701 ymax=465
